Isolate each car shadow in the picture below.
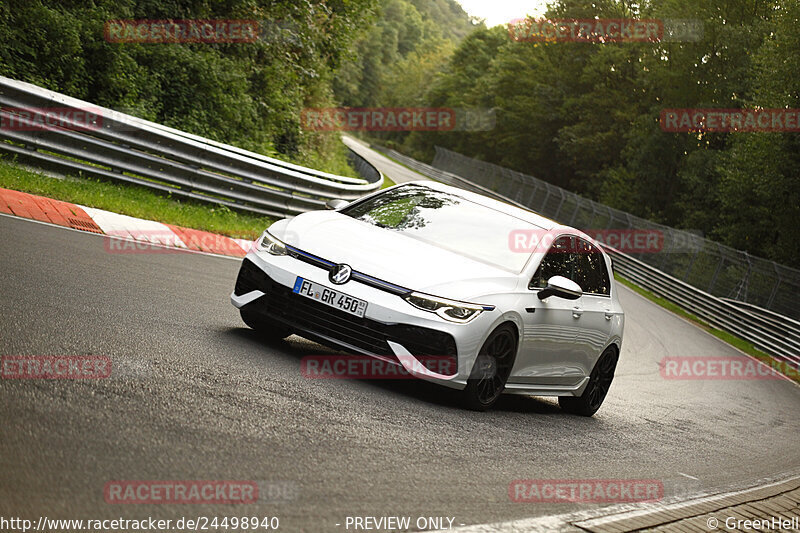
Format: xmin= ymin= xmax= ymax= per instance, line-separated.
xmin=221 ymin=327 xmax=583 ymax=418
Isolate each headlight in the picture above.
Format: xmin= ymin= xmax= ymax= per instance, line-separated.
xmin=403 ymin=292 xmax=489 ymax=324
xmin=257 ymin=231 xmax=287 ymax=256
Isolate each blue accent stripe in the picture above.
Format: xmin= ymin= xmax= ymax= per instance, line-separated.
xmin=286 ymin=245 xmax=336 ymax=267
xmin=284 ymin=243 xmax=411 ymax=296
xmin=351 ymin=272 xmax=411 ymax=295
xmin=282 ymin=243 xmax=491 ymax=310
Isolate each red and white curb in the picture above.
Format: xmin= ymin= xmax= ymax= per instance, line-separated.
xmin=0 ymin=187 xmax=255 ymax=257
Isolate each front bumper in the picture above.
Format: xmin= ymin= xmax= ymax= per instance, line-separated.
xmin=230 ymin=250 xmax=497 ymax=389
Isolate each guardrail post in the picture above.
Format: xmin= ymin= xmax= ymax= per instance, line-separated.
xmin=569 ymin=196 xmax=582 ymax=226
xmin=659 ymin=227 xmax=676 ymax=270
xmin=707 ymin=243 xmax=725 ymax=293
xmin=526 ymin=180 xmax=539 ymax=206
xmin=766 ymin=264 xmax=782 ymax=309
xmin=682 ymin=247 xmax=700 ymax=283
xmin=538 ymin=185 xmax=552 ymax=213
xmin=552 ymin=190 xmax=566 ymax=220
xmin=730 ymin=252 xmax=752 ymax=302
xmin=585 ymin=202 xmax=598 ymax=230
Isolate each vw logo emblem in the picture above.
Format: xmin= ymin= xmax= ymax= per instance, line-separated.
xmin=329 ymin=264 xmax=352 ymax=285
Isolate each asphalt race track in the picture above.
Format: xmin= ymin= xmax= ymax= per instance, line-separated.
xmin=1 ymin=213 xmax=799 ymax=531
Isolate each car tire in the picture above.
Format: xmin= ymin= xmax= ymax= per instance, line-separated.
xmin=461 ymin=324 xmax=518 ymax=411
xmin=240 ymin=307 xmax=292 ymax=340
xmin=559 ymin=347 xmax=618 ymax=417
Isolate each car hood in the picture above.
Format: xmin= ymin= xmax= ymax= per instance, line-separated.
xmin=272 ymin=211 xmax=520 ymax=301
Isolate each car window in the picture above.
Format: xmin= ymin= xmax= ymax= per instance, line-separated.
xmin=574 ymin=239 xmax=610 ymax=296
xmin=529 ymin=236 xmax=578 ymax=289
xmin=341 ymin=184 xmax=544 ymax=273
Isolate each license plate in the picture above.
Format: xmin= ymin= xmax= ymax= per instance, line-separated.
xmin=292 ymin=277 xmax=367 ymax=318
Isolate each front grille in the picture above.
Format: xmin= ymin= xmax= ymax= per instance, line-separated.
xmin=234 ymin=258 xmax=271 ymax=296
xmin=236 ymin=259 xmax=457 ymax=374
xmin=270 ymin=282 xmax=391 ymax=354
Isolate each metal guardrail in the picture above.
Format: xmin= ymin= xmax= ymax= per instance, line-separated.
xmin=375 ymin=145 xmax=800 ymax=368
xmin=0 ymin=77 xmax=382 ymax=218
xmin=431 ymin=146 xmax=800 ymax=322
xmin=609 ymin=251 xmax=800 ymax=367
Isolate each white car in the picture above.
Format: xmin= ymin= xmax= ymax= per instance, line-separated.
xmin=231 ymin=181 xmax=624 ymax=414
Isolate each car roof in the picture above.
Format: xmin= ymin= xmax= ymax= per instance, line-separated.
xmin=408 ymin=180 xmax=562 ymax=232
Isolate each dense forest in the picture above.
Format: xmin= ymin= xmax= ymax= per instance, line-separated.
xmin=0 ymin=0 xmax=381 ymax=174
xmin=0 ymin=0 xmax=797 ymax=265
xmin=362 ymin=0 xmax=800 ymax=266
xmin=333 ymin=0 xmax=478 ymax=108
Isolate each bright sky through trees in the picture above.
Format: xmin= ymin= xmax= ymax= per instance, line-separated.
xmin=456 ymin=0 xmax=548 ymax=27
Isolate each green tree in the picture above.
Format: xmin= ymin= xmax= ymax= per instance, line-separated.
xmin=0 ymin=0 xmax=377 ymax=169
xmin=717 ymin=0 xmax=800 ymax=264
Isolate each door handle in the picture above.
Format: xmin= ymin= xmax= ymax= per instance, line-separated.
xmin=572 ymin=306 xmax=583 ymax=319
xmin=604 ymin=313 xmax=613 ymax=320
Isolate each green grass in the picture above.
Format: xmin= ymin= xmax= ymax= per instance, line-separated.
xmin=615 ymin=274 xmax=800 ymax=384
xmin=380 ymin=174 xmax=396 ymax=189
xmin=0 ymin=157 xmax=272 ymax=239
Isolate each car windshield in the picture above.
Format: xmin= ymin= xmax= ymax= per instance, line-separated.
xmin=341 ymin=184 xmax=541 ymax=273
